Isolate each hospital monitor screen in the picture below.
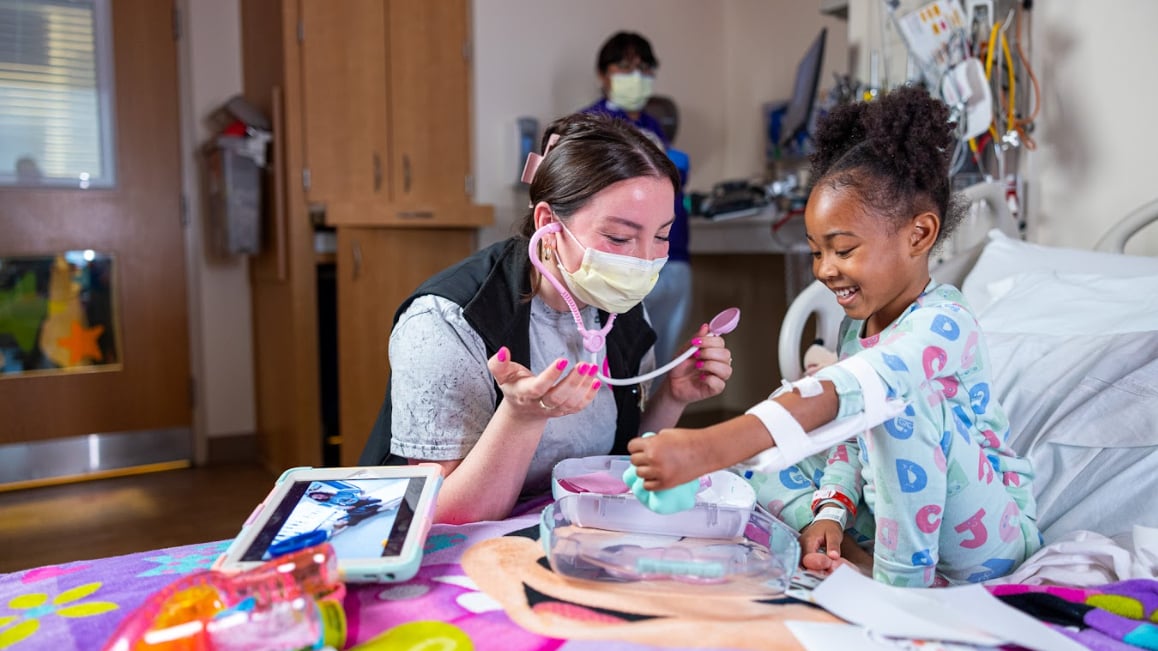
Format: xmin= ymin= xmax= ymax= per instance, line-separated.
xmin=779 ymin=28 xmax=827 ymax=148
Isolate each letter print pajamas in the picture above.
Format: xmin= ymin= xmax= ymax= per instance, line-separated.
xmin=747 ymin=281 xmax=1041 ymax=586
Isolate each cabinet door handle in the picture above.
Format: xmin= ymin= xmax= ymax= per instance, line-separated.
xmin=352 ymin=240 xmax=362 ymax=280
xmin=372 ymin=152 xmax=382 ymax=192
xmin=397 ymin=210 xmax=434 ymax=220
xmin=402 ymin=154 xmax=411 ymax=194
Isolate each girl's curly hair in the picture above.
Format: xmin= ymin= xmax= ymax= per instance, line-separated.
xmin=809 ymin=85 xmax=965 ymax=244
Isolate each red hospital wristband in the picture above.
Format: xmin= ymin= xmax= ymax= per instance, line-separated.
xmin=811 ymin=488 xmax=857 ymax=518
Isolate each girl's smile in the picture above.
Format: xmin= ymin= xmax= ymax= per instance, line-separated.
xmin=805 ymin=184 xmax=935 ymax=337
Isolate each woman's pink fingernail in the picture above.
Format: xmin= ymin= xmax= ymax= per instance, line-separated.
xmin=556 ymin=359 xmax=568 ymax=371
xmin=692 ymin=337 xmax=703 ymax=346
xmin=694 ymin=349 xmax=701 ymax=359
xmin=592 ymin=380 xmax=601 ymax=390
xmin=695 ymin=360 xmax=704 ymax=369
xmin=578 ymin=362 xmax=590 ymax=375
xmin=497 ymin=347 xmax=508 ymax=362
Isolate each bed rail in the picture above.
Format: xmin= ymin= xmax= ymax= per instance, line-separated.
xmin=1095 ymin=198 xmax=1158 ymax=253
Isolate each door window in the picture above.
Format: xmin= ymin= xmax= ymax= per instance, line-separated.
xmin=0 ymin=0 xmax=115 ymax=188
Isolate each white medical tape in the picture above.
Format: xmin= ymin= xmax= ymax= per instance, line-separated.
xmin=793 ymin=376 xmax=824 ymax=398
xmin=739 ymin=396 xmax=909 ymax=474
xmin=833 ymin=355 xmax=888 ymax=425
xmin=770 ymin=376 xmax=824 ymax=400
xmin=745 ymin=399 xmax=809 ymax=464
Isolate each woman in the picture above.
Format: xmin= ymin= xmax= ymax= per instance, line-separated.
xmin=359 ymin=113 xmax=733 ymax=524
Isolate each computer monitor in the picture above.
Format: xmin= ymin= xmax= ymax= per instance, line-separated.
xmin=778 ymin=28 xmax=827 ymax=148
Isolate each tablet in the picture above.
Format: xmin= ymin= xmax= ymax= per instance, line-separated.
xmin=216 ymin=465 xmax=442 ymax=583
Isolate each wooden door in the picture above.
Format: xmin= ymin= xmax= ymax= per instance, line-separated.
xmin=299 ymin=0 xmax=389 ymax=222
xmin=0 ymin=0 xmax=188 ymax=443
xmin=386 ymin=0 xmax=472 ymax=211
xmin=336 ymin=227 xmax=474 ymax=466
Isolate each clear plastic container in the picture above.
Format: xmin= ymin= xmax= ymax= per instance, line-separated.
xmin=541 ymin=494 xmax=800 ymax=593
xmin=551 ymin=455 xmax=757 ymax=539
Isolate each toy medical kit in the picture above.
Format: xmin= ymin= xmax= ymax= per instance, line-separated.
xmin=543 ymin=455 xmax=799 ymax=591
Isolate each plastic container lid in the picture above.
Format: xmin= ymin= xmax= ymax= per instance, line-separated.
xmin=551 ymin=455 xmax=756 ymax=539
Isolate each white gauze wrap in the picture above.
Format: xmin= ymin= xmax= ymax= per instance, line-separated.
xmin=740 ymin=356 xmax=907 ymax=473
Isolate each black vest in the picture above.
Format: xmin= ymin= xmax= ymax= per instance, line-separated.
xmin=358 ymin=238 xmax=656 ymax=466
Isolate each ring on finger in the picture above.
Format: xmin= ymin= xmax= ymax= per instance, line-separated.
xmin=539 ymin=398 xmax=554 ymax=410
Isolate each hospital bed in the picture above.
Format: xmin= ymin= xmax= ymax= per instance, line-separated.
xmin=778 ymin=182 xmax=1158 ymax=545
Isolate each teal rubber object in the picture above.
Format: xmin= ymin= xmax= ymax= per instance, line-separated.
xmin=621 ymin=433 xmax=699 ymax=514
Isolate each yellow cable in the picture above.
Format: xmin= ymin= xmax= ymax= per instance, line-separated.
xmin=985 ymin=21 xmax=1000 ymax=79
xmin=1002 ymin=32 xmax=1016 ymax=133
xmin=984 ymin=21 xmax=1001 ymax=144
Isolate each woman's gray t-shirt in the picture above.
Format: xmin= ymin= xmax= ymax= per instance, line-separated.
xmin=388 ymin=294 xmax=655 ymax=495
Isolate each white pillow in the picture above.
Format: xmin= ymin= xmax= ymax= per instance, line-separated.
xmin=961 ymin=229 xmax=1158 ymax=313
xmin=986 ymin=329 xmax=1158 ymax=541
xmin=977 ymin=271 xmax=1158 ymax=336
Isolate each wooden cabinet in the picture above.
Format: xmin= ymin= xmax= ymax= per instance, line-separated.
xmin=299 ymin=0 xmax=490 ymax=227
xmin=241 ymin=0 xmax=492 ymax=471
xmin=336 ymin=228 xmax=475 ymax=466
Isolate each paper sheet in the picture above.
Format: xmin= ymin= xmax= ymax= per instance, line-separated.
xmin=810 ymin=566 xmax=1086 ymax=651
xmin=785 ymin=621 xmax=999 ymax=651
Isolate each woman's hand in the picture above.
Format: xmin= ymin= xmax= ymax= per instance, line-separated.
xmin=663 ymin=323 xmax=732 ymax=405
xmin=487 ymin=346 xmax=601 ymax=421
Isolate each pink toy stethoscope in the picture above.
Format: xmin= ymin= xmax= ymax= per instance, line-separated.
xmin=528 ymin=222 xmax=740 ymax=386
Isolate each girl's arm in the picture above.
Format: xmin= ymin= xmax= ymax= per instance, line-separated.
xmin=630 ymin=385 xmax=841 ymax=490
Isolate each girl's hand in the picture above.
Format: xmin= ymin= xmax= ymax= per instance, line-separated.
xmin=664 ymin=323 xmax=733 ymax=405
xmin=487 ymin=346 xmax=601 ymax=421
xmin=627 ymin=427 xmax=719 ymax=490
xmin=799 ymin=519 xmax=844 ymax=574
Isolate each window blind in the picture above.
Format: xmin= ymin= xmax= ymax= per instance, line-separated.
xmin=0 ymin=0 xmax=114 ymax=187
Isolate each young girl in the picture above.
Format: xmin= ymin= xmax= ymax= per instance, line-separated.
xmin=360 ymin=113 xmax=733 ymax=525
xmin=626 ymin=86 xmax=1040 ymax=587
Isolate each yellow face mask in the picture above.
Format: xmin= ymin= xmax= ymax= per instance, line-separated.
xmin=608 ymin=71 xmax=654 ymax=112
xmin=556 ymin=220 xmax=666 ymax=314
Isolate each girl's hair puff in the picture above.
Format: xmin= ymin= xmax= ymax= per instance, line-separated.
xmin=809 ymin=85 xmax=965 ymax=244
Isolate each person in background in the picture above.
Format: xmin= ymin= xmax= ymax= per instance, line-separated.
xmin=359 ymin=113 xmax=733 ymax=525
xmin=626 ymin=87 xmax=1040 ymax=587
xmin=582 ymin=31 xmax=692 ymax=366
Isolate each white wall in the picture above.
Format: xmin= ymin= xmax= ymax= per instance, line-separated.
xmin=845 ymin=0 xmax=1158 ymax=256
xmin=472 ymin=0 xmax=847 ymax=247
xmin=1029 ymin=1 xmax=1158 ymax=255
xmin=176 ymin=0 xmax=256 ymax=461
